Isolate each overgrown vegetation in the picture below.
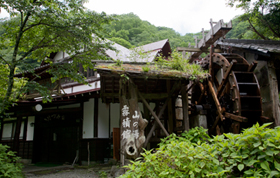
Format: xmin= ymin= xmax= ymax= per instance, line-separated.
xmin=0 ymin=144 xmax=23 ymax=177
xmin=120 ymin=123 xmax=280 ymax=178
xmin=154 ymin=50 xmax=208 ymax=80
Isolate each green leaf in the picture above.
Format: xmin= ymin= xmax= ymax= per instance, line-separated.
xmin=270 ymin=171 xmax=280 ymax=177
xmin=253 ymin=141 xmax=261 ymax=148
xmin=275 ymin=161 xmax=280 ymax=171
xmin=260 ymin=161 xmax=270 ymax=172
xmin=238 ymin=164 xmax=244 ymax=171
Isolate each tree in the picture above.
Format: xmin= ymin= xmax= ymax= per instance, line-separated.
xmin=0 ymin=0 xmax=113 ymax=114
xmin=227 ymin=0 xmax=280 ymax=40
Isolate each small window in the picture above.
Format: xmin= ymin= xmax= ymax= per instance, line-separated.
xmin=2 ymin=119 xmax=25 ymax=140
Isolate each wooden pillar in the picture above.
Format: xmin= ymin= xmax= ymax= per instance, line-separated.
xmin=94 ymin=98 xmax=98 ymax=137
xmin=166 ymin=80 xmax=174 ymax=133
xmin=268 ymin=61 xmax=280 ymax=126
xmin=13 ymin=116 xmax=22 ymax=154
xmin=0 ymin=117 xmax=3 ymax=141
xmin=181 ymin=84 xmax=190 ymax=131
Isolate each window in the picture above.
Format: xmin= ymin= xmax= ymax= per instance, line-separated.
xmin=2 ymin=118 xmax=25 ymax=141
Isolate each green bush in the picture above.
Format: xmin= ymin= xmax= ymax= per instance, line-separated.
xmin=120 ymin=123 xmax=280 ymax=178
xmin=0 ymin=144 xmax=23 ymax=178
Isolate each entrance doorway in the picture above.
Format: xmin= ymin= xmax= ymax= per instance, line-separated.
xmin=33 ymin=111 xmax=82 ymax=164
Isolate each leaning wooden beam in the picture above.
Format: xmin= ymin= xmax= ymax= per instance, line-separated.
xmin=138 ymin=91 xmax=169 ymax=136
xmin=128 ymin=78 xmax=171 ymax=137
xmin=144 ymin=81 xmax=181 ymax=147
xmin=217 ymin=60 xmax=236 ymax=98
xmin=208 ymin=79 xmax=225 ymax=122
xmin=143 ymin=122 xmax=158 ymax=148
xmin=225 ymin=112 xmax=248 ymax=122
xmin=248 ymin=61 xmax=258 ymax=72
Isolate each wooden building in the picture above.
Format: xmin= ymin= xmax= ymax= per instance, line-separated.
xmin=0 ymin=39 xmax=172 ymax=164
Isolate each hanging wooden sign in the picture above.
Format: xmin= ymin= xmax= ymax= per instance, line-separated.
xmin=119 ymin=77 xmax=148 ymax=162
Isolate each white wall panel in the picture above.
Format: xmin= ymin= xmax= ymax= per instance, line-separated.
xmin=98 ymin=99 xmax=109 ymax=138
xmin=83 ymin=98 xmax=94 ymax=138
xmin=27 ymin=116 xmax=35 ymax=141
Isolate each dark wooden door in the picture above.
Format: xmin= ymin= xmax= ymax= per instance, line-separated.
xmin=33 ymin=112 xmax=81 ymax=164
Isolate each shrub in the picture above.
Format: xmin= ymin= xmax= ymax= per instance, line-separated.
xmin=120 ymin=123 xmax=280 ymax=178
xmin=0 ymin=144 xmax=23 ymax=178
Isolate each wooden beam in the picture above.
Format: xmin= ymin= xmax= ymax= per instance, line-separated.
xmin=208 ymin=79 xmax=225 ymax=132
xmin=101 ymin=93 xmax=169 ymax=100
xmin=144 ymin=81 xmax=181 ymax=147
xmin=248 ymin=61 xmax=258 ymax=72
xmin=138 ymin=92 xmax=169 ymax=136
xmin=94 ymin=98 xmax=98 ymax=137
xmin=166 ymin=80 xmax=173 ymax=133
xmin=177 ymin=47 xmax=222 ymax=53
xmin=181 ymin=84 xmax=189 ymax=131
xmin=209 ymin=45 xmax=214 ymax=81
xmin=0 ymin=117 xmax=3 ymax=141
xmin=13 ymin=116 xmax=22 ymax=153
xmin=217 ymin=60 xmax=236 ymax=98
xmin=224 ymin=112 xmax=248 ymax=122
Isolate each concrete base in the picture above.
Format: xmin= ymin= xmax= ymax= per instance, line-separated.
xmin=18 ymin=159 xmax=32 ymax=165
xmin=191 ymin=114 xmax=207 ymax=129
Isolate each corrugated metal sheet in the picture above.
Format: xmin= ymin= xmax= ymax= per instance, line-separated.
xmin=217 ymin=39 xmax=280 ymax=54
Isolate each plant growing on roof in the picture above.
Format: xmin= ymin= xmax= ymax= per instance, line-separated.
xmin=127 ymin=46 xmax=151 ymax=62
xmin=0 ymin=0 xmax=113 ymax=114
xmin=155 ymin=50 xmax=208 ymax=80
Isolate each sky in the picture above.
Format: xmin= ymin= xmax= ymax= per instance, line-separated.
xmin=0 ymin=0 xmax=244 ymax=35
xmin=85 ymin=0 xmax=244 ymax=35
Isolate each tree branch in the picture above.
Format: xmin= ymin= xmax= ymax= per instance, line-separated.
xmin=247 ymin=18 xmax=269 ymax=40
xmin=0 ymin=56 xmax=10 ymax=67
xmin=259 ymin=14 xmax=280 ymax=38
xmin=22 ymin=20 xmax=42 ymax=33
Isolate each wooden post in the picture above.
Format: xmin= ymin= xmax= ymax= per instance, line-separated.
xmin=166 ymin=80 xmax=174 ymax=133
xmin=267 ymin=61 xmax=280 ymax=126
xmin=0 ymin=117 xmax=3 ymax=141
xmin=119 ymin=78 xmax=148 ymax=164
xmin=181 ymin=84 xmax=189 ymax=131
xmin=13 ymin=116 xmax=22 ymax=154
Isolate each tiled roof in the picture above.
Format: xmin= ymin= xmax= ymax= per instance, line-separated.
xmin=217 ymin=39 xmax=280 ymax=53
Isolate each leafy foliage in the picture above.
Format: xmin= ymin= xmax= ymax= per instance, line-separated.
xmin=155 ymin=50 xmax=208 ymax=80
xmin=227 ymin=0 xmax=280 ymax=40
xmin=0 ymin=144 xmax=23 ymax=178
xmin=0 ymin=64 xmax=26 ymax=112
xmin=120 ymin=123 xmax=280 ymax=177
xmin=0 ymin=0 xmax=113 ymax=113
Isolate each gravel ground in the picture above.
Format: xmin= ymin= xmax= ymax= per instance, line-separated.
xmin=25 ymin=167 xmax=112 ymax=178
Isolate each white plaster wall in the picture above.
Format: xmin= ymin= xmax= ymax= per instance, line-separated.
xmin=83 ymin=98 xmax=94 ymax=138
xmin=53 ymin=51 xmax=70 ymax=62
xmin=20 ymin=122 xmax=24 ymax=138
xmin=27 ymin=116 xmax=35 ymax=141
xmin=110 ymin=103 xmax=120 ymax=134
xmin=98 ymin=99 xmax=109 ymax=138
xmin=72 ymin=81 xmax=100 ymax=93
